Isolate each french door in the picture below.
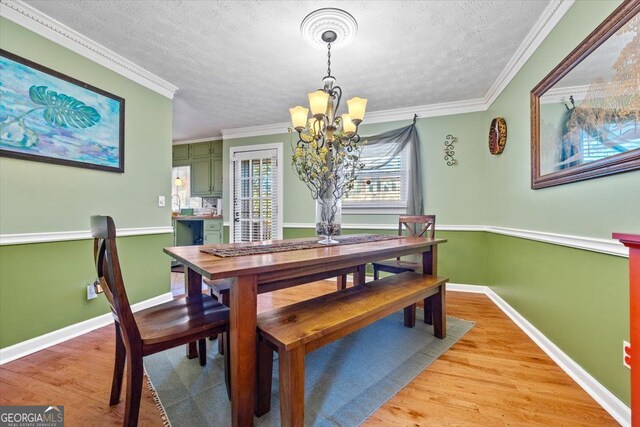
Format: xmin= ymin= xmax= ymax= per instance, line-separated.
xmin=231 ymin=144 xmax=283 ymax=242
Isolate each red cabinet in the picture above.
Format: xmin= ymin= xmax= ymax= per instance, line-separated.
xmin=613 ymin=233 xmax=640 ymax=426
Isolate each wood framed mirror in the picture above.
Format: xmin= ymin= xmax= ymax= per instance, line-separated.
xmin=531 ymin=1 xmax=640 ymax=189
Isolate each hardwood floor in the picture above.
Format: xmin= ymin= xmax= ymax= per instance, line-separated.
xmin=1 ymin=276 xmax=617 ymax=426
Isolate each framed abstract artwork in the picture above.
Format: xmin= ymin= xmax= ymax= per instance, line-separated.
xmin=0 ymin=49 xmax=125 ymax=173
xmin=530 ymin=1 xmax=639 ymax=189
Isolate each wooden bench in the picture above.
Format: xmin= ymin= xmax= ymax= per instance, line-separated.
xmin=203 ymin=266 xmax=366 ymax=354
xmin=254 ymin=271 xmax=448 ymax=426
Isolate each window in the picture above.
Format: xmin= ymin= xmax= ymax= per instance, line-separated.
xmin=171 ymin=166 xmax=202 ymax=211
xmin=343 ymin=145 xmax=409 ymax=213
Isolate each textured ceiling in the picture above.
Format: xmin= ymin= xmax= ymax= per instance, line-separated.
xmin=25 ymin=0 xmax=551 ymax=140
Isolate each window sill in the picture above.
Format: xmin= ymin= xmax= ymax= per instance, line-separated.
xmin=342 ymin=205 xmax=406 ymax=215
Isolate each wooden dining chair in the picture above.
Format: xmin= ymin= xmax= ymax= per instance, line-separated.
xmin=91 ymin=215 xmax=230 ymax=427
xmin=372 ymin=215 xmax=436 ymax=279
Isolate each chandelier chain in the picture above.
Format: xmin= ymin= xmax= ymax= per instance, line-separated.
xmin=327 ymin=43 xmax=332 ymax=76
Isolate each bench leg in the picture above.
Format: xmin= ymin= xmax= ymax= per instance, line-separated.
xmin=255 ymin=337 xmax=274 ymax=417
xmin=354 ymin=265 xmax=366 ymax=286
xmin=279 ymin=346 xmax=305 ymax=427
xmin=337 ymin=274 xmax=347 ymax=291
xmin=423 ymin=297 xmax=433 ymax=325
xmin=373 ymin=265 xmax=380 ymax=280
xmin=432 ymin=284 xmax=446 ymax=339
xmin=404 ymin=303 xmax=416 ymax=327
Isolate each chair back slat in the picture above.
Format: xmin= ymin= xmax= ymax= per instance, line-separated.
xmin=91 ymin=216 xmax=141 ymax=343
xmin=398 ymin=215 xmax=436 ymax=238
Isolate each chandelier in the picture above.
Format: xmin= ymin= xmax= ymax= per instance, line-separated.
xmin=289 ymin=9 xmax=367 ymax=152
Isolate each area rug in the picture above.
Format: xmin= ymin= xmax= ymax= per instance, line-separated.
xmin=144 ymin=310 xmax=474 ymax=426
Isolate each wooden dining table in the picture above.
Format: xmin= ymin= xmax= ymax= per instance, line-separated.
xmin=164 ymin=235 xmax=447 ymax=427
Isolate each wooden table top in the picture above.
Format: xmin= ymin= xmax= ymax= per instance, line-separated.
xmin=164 ymin=236 xmax=446 ymax=281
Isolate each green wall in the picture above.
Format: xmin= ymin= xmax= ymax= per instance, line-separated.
xmin=485 ymin=0 xmax=634 ymax=406
xmin=0 ymin=19 xmax=173 ymax=348
xmin=487 ymin=233 xmax=630 ymax=404
xmin=0 ymin=234 xmax=171 ymax=348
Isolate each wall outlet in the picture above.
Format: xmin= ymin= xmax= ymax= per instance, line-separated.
xmin=87 ymin=283 xmax=97 ymax=300
xmin=623 ymin=340 xmax=631 ymax=369
xmin=87 ymin=279 xmax=102 ymax=300
xmin=158 ymin=195 xmax=166 ymax=207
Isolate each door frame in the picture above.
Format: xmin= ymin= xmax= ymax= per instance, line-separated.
xmin=229 ymin=142 xmax=284 ymax=242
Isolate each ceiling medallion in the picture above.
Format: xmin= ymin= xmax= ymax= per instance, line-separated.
xmin=300 ymin=8 xmax=358 ymax=50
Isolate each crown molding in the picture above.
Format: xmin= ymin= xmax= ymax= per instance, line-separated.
xmin=483 ymin=0 xmax=574 ymax=107
xmin=221 ymin=121 xmax=291 ymax=140
xmin=220 ymin=97 xmax=487 ymax=140
xmin=173 ymin=136 xmax=223 ymax=145
xmin=0 ymin=0 xmax=178 ymax=99
xmin=364 ymin=98 xmax=487 ymax=125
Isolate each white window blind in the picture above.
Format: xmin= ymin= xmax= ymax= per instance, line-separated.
xmin=343 ymin=145 xmax=409 ymax=209
xmin=232 ymin=149 xmax=279 ymax=243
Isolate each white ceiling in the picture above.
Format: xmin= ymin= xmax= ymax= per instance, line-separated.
xmin=24 ymin=0 xmax=551 ymax=141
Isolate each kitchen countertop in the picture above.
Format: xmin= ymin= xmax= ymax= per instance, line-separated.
xmin=172 ymin=215 xmax=223 ymax=220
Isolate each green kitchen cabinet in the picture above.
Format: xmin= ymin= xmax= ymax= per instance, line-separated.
xmin=173 ymin=141 xmax=223 ymax=196
xmin=172 ymin=144 xmax=189 ymax=161
xmin=211 ymin=141 xmax=223 ymax=156
xmin=191 ymin=158 xmax=212 ymax=196
xmin=191 ymin=158 xmax=223 ymax=197
xmin=203 ymin=220 xmax=223 ymax=245
xmin=191 ymin=142 xmax=212 ymax=158
xmin=212 ymin=157 xmax=223 ymax=195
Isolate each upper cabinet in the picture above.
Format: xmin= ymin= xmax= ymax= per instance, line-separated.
xmin=172 ymin=141 xmax=223 ymax=197
xmin=172 ymin=144 xmax=190 ymax=160
xmin=191 ymin=142 xmax=212 ymax=158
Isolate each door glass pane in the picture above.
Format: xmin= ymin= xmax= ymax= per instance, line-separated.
xmin=233 ymin=150 xmax=278 ymax=242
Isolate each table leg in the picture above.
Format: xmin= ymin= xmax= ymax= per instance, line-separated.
xmin=185 ymin=267 xmax=202 ymax=359
xmin=230 ymin=274 xmax=258 ymax=427
xmin=422 ymin=246 xmax=438 ymax=325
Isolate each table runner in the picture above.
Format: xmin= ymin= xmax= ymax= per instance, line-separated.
xmin=200 ymin=234 xmax=403 ymax=258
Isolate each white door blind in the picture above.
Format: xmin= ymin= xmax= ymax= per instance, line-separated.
xmin=232 ymin=149 xmax=279 ymax=243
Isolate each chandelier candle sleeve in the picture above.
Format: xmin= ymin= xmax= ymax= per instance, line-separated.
xmin=309 ymin=90 xmax=330 ymax=117
xmin=342 ymin=114 xmax=356 ymax=136
xmin=347 ymin=97 xmax=367 ymax=124
xmin=290 ymin=106 xmax=309 ymax=130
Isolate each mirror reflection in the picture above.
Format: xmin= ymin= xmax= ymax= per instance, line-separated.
xmin=539 ymin=15 xmax=639 ymax=176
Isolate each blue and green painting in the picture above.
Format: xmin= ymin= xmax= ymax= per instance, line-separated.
xmin=0 ymin=53 xmax=122 ymax=169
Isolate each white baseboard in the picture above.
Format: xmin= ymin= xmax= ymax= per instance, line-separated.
xmin=447 ymin=283 xmax=630 ymax=427
xmin=0 ymin=292 xmax=174 ymax=365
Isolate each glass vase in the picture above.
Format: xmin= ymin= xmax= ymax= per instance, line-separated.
xmin=315 ymin=195 xmax=342 ymax=244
